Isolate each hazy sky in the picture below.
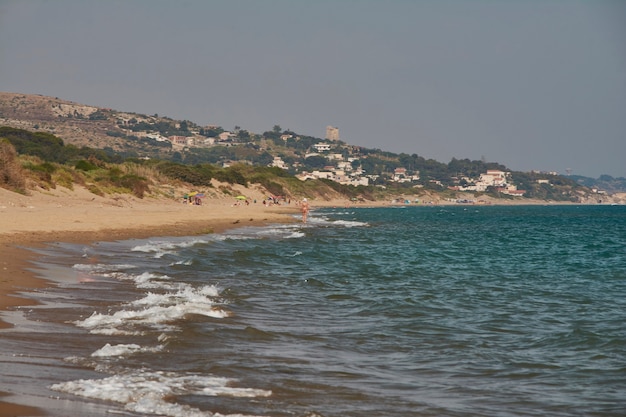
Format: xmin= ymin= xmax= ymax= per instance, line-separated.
xmin=1 ymin=0 xmax=625 ymax=178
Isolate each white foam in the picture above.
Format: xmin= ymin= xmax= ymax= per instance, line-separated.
xmin=131 ymin=238 xmax=210 ymax=254
xmin=331 ymin=219 xmax=368 ymax=228
xmin=73 ymin=263 xmax=137 ymax=273
xmin=74 ymin=282 xmax=228 ymax=335
xmin=51 ymin=370 xmax=271 ymax=417
xmin=75 ymin=303 xmax=228 ymax=335
xmin=254 ymin=227 xmax=305 ymax=239
xmin=91 ymin=343 xmax=163 ymax=357
xmin=301 ymin=213 xmax=368 ymax=228
xmin=170 ymin=258 xmax=193 ymax=266
xmin=113 ymin=271 xmax=184 ymax=291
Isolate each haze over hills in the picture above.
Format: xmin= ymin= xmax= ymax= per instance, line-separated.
xmin=1 ymin=92 xmax=624 ymax=202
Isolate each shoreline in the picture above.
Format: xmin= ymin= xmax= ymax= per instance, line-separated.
xmin=0 ymin=209 xmax=302 ymax=328
xmin=0 ymin=185 xmax=614 ymax=415
xmin=0 ymin=186 xmax=303 ymax=415
xmin=0 ymin=186 xmax=611 ymax=318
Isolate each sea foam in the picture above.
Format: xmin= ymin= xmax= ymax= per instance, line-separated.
xmin=51 ymin=370 xmax=271 ymax=417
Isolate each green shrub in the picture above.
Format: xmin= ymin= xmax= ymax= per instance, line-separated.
xmin=118 ymin=174 xmax=150 ymax=198
xmin=215 ymin=167 xmax=247 ymax=186
xmin=75 ymin=159 xmax=98 ymax=171
xmin=157 ymin=162 xmax=213 ymax=186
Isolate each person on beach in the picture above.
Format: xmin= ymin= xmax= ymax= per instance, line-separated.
xmin=301 ymin=198 xmax=310 ymax=223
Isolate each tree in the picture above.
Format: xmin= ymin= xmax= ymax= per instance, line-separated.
xmin=237 ymin=130 xmax=250 ymax=140
xmin=303 ymin=155 xmax=327 ymax=170
xmin=171 ymin=151 xmax=183 ymax=163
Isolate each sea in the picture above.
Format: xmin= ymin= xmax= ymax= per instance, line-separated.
xmin=1 ymin=205 xmax=625 ymax=417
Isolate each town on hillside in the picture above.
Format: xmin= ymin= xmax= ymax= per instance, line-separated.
xmin=1 ymin=92 xmax=624 ymax=203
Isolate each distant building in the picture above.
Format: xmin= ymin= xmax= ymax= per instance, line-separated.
xmin=325 ymin=126 xmax=340 ymax=141
xmin=169 ymin=135 xmax=188 ymax=147
xmin=270 ymin=156 xmax=288 ymax=169
xmin=313 ymin=143 xmax=332 ymax=152
xmin=480 ymin=170 xmax=507 ymax=187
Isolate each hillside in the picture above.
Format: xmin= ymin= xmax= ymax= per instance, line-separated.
xmin=1 ymin=92 xmax=624 ymax=204
xmin=0 ymin=92 xmax=172 ymax=157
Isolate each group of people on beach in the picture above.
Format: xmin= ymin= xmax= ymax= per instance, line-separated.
xmin=181 ymin=192 xmax=311 ymax=223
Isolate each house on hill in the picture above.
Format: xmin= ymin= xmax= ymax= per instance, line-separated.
xmin=313 ymin=143 xmax=332 ymax=152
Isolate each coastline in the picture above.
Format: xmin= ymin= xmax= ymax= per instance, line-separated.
xmin=0 ymin=186 xmax=303 ymax=415
xmin=0 ymin=184 xmax=605 ymax=319
xmin=0 ymin=186 xmax=305 ymax=326
xmin=0 ymin=185 xmax=611 ymax=415
xmin=0 ymin=185 xmax=606 ymax=319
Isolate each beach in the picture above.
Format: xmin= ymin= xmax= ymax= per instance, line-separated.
xmin=0 ymin=183 xmax=620 ymax=417
xmin=0 ymin=185 xmax=307 ymax=415
xmin=1 ymin=190 xmax=625 ymax=416
xmin=0 ymin=184 xmax=596 ymax=329
xmin=0 ymin=184 xmax=308 ymax=321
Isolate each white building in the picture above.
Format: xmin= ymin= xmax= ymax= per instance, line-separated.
xmin=313 ymin=143 xmax=332 ymax=152
xmin=270 ymin=156 xmax=288 ymax=169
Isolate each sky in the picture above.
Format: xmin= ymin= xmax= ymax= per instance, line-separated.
xmin=1 ymin=0 xmax=625 ymax=178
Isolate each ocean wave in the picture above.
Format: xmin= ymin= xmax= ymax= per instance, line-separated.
xmin=91 ymin=343 xmax=163 ymax=357
xmin=72 ymin=263 xmax=137 ymax=273
xmin=73 ymin=281 xmax=228 ymax=335
xmin=50 ymin=370 xmax=272 ymax=417
xmin=306 ymin=213 xmax=368 ymax=228
xmin=130 ymin=237 xmax=212 ymax=258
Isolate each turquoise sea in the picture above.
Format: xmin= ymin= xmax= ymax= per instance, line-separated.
xmin=1 ymin=205 xmax=625 ymax=416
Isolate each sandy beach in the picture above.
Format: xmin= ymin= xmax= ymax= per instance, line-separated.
xmin=0 ymin=185 xmax=312 ymax=415
xmin=0 ymin=185 xmax=309 ymax=321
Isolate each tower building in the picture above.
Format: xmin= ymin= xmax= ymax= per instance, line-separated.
xmin=325 ymin=126 xmax=340 ymax=141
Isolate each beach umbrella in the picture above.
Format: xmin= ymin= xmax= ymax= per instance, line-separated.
xmin=188 ymin=191 xmax=198 ymax=197
xmin=235 ymin=195 xmax=247 ymax=200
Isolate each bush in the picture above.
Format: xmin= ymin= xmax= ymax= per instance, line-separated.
xmin=52 ymin=169 xmax=75 ymax=190
xmin=262 ymin=180 xmax=285 ymax=197
xmin=0 ymin=139 xmax=26 ymax=191
xmin=75 ymin=159 xmax=99 ymax=171
xmin=23 ymin=161 xmax=55 ymax=187
xmin=87 ymin=184 xmax=104 ymax=196
xmin=157 ymin=162 xmax=214 ymax=186
xmin=215 ymin=167 xmax=247 ymax=186
xmin=118 ymin=174 xmax=150 ymax=198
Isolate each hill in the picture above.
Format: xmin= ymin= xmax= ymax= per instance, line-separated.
xmin=571 ymin=174 xmax=626 ymax=194
xmin=1 ymin=92 xmax=624 ymax=204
